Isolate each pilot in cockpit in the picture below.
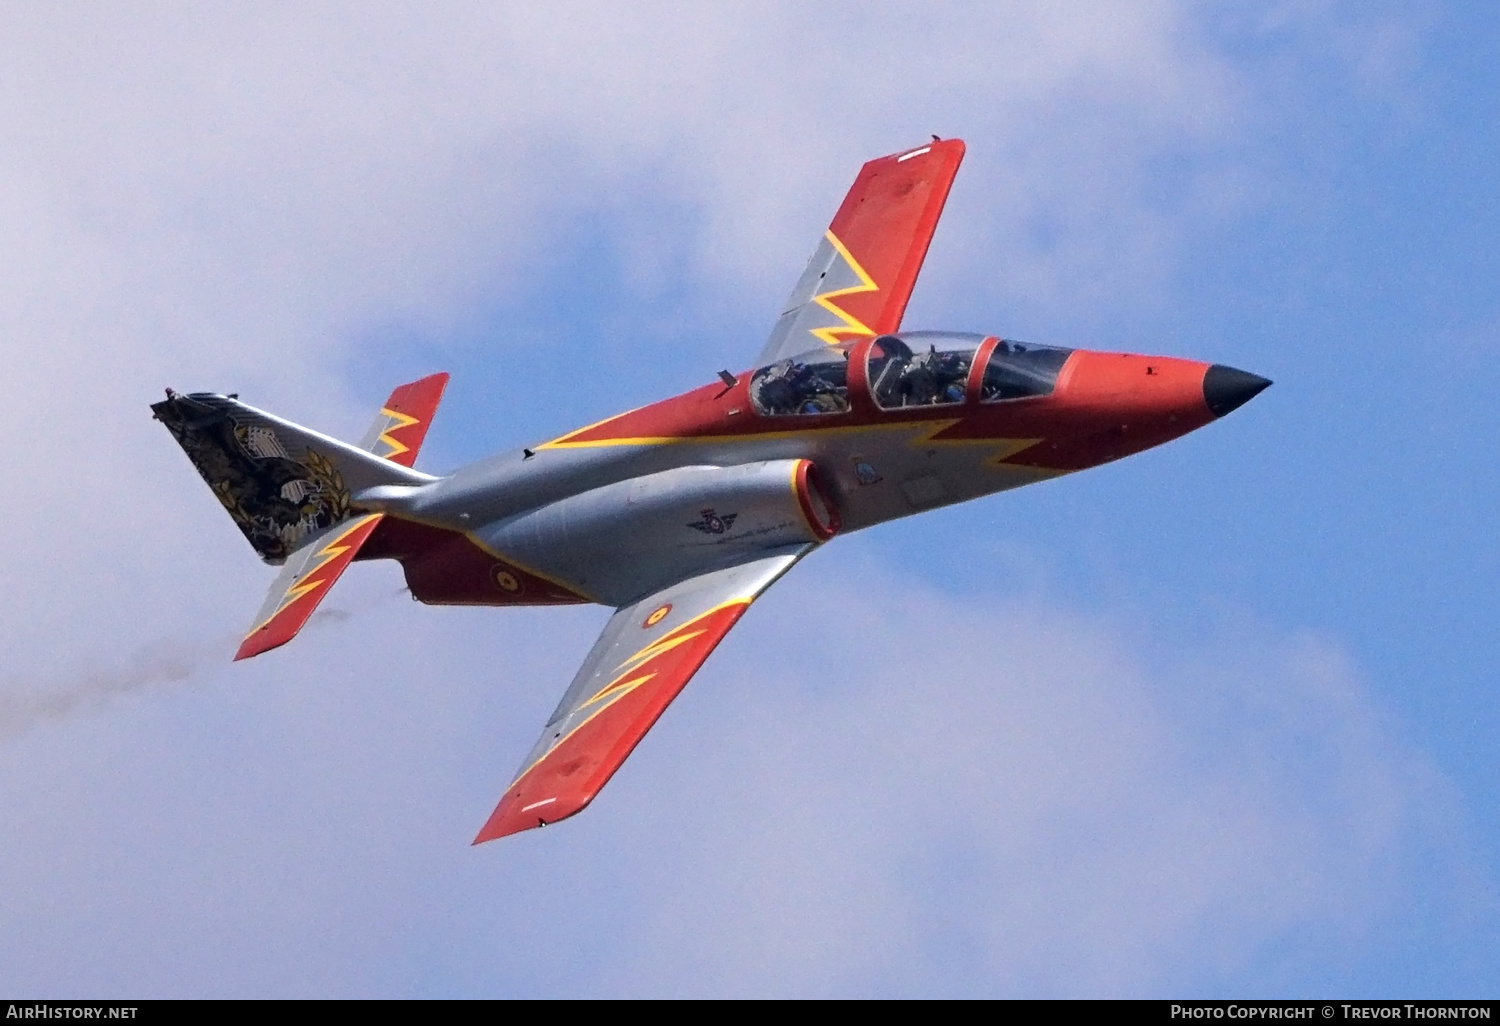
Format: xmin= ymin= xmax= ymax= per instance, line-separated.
xmin=889 ymin=345 xmax=969 ymax=407
xmin=751 ymin=358 xmax=850 ymax=416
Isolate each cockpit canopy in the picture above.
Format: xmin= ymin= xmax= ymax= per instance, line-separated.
xmin=747 ymin=331 xmax=1071 ymax=417
xmin=975 ymin=336 xmax=1073 ymax=403
xmin=747 ymin=344 xmax=852 ymax=416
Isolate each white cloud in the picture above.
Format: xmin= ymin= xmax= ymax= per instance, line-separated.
xmin=0 ymin=2 xmax=1470 ymax=997
xmin=0 ymin=2 xmax=1243 ymax=657
xmin=565 ymin=566 xmax=1471 ymax=996
xmin=0 ymin=562 xmax=1475 ymax=996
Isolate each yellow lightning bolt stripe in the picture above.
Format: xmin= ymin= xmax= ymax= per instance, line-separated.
xmin=532 ymin=236 xmax=874 ymax=449
xmin=247 ymin=515 xmax=382 ymax=634
xmin=575 ymin=624 xmax=713 ymax=708
xmin=529 ymin=410 xmax=1057 ymax=463
xmin=583 ymin=672 xmax=658 ymax=710
xmin=534 ymin=404 xmax=651 ymax=450
xmin=534 ymin=417 xmax=1026 ymax=451
xmin=889 ymin=417 xmax=1045 ymax=464
xmin=809 ymin=230 xmax=880 ymax=346
xmin=505 ymin=599 xmax=755 ymax=789
xmin=375 ymin=407 xmax=421 ymax=460
xmin=614 ymin=628 xmax=708 ymax=676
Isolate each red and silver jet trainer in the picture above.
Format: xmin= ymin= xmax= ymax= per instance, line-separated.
xmin=154 ymin=140 xmax=1269 ymax=842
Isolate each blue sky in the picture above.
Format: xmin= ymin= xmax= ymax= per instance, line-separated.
xmin=1 ymin=2 xmax=1496 ymax=997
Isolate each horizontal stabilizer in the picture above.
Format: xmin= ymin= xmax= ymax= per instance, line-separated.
xmin=235 ymin=513 xmax=385 ymax=660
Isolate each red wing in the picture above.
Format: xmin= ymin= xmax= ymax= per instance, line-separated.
xmin=757 ymin=139 xmax=966 ymax=365
xmin=474 ymin=544 xmax=810 ymax=843
xmin=234 ymin=513 xmax=385 ymax=661
xmin=359 ymin=372 xmax=449 ymax=468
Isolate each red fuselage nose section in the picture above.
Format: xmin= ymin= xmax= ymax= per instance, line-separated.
xmin=1001 ymin=351 xmax=1224 ymax=473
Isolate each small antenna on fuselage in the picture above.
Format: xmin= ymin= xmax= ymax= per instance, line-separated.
xmin=714 ymin=369 xmax=739 ymax=399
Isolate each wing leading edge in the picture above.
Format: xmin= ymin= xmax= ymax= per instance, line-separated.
xmin=756 ymin=138 xmax=966 ymax=366
xmin=475 ymin=544 xmax=813 ymax=843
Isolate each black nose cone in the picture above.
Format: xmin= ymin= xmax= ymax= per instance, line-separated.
xmin=1203 ymin=364 xmax=1272 ymax=417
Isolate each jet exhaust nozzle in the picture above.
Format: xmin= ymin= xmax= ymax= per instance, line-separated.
xmin=1203 ymin=364 xmax=1272 ymax=418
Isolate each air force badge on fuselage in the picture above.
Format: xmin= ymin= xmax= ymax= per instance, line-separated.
xmin=687 ymin=508 xmax=738 ymax=534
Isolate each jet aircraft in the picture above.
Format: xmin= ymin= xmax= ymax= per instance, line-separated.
xmin=152 ymin=139 xmax=1270 ymax=842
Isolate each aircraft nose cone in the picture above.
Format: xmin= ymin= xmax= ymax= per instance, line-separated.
xmin=1203 ymin=364 xmax=1272 ymax=418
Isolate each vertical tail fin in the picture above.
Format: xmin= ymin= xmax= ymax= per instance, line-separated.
xmin=152 ymin=372 xmax=450 ymax=660
xmin=152 ymin=391 xmax=433 ymax=564
xmin=360 ymin=372 xmax=449 ymax=467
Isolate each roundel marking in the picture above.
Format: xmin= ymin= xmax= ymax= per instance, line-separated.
xmin=492 ymin=566 xmax=522 ymax=594
xmin=643 ymin=603 xmax=672 ymax=628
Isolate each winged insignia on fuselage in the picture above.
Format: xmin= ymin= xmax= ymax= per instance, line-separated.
xmin=687 ymin=508 xmax=739 ymax=535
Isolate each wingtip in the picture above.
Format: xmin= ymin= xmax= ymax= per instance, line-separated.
xmin=473 ymin=789 xmax=593 ymax=844
xmin=233 ymin=629 xmax=285 ymax=662
xmin=473 ymin=798 xmax=514 ymax=845
xmin=232 ymin=638 xmax=266 ymax=661
xmin=472 ymin=813 xmax=530 ymax=845
xmin=471 ymin=827 xmax=517 ymax=846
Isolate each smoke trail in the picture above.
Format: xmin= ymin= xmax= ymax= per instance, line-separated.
xmin=0 ymin=588 xmax=408 ymax=742
xmin=0 ymin=635 xmax=231 ymax=742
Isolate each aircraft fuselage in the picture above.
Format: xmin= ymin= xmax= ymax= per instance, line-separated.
xmin=355 ymin=334 xmax=1265 ymax=610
